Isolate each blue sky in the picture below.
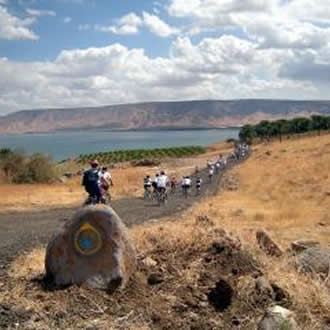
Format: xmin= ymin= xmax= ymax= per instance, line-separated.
xmin=1 ymin=0 xmax=176 ymax=60
xmin=0 ymin=0 xmax=330 ymax=113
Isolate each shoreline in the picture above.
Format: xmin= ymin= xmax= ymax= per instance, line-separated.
xmin=0 ymin=126 xmax=241 ymax=136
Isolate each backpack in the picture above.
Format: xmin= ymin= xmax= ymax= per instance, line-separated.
xmin=83 ymin=169 xmax=99 ymax=189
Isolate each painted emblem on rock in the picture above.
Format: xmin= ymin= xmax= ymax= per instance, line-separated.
xmin=74 ymin=223 xmax=103 ymax=256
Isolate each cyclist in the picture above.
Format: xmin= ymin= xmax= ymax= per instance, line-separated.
xmin=181 ymin=176 xmax=192 ymax=198
xmin=151 ymin=173 xmax=159 ymax=198
xmin=82 ymin=159 xmax=101 ymax=203
xmin=143 ymin=175 xmax=153 ymax=199
xmin=215 ymin=162 xmax=221 ymax=174
xmin=157 ymin=171 xmax=169 ymax=193
xmin=196 ymin=176 xmax=203 ymax=195
xmin=208 ymin=165 xmax=214 ymax=183
xmin=156 ymin=170 xmax=169 ymax=204
xmin=100 ymin=166 xmax=113 ymax=203
xmin=170 ymin=176 xmax=177 ymax=193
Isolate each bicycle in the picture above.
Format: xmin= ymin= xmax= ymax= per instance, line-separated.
xmin=143 ymin=187 xmax=153 ymax=200
xmin=182 ymin=185 xmax=190 ymax=199
xmin=170 ymin=182 xmax=177 ymax=194
xmin=157 ymin=188 xmax=167 ymax=205
xmin=196 ymin=185 xmax=201 ymax=196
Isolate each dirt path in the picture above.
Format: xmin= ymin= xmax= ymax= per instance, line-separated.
xmin=0 ymin=164 xmax=233 ymax=269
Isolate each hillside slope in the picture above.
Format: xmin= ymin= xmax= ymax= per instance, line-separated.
xmin=1 ymin=99 xmax=330 ymax=133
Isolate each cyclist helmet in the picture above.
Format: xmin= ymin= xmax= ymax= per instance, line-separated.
xmin=90 ymin=159 xmax=99 ymax=167
xmin=160 ymin=170 xmax=165 ymax=175
xmin=102 ymin=166 xmax=107 ymax=171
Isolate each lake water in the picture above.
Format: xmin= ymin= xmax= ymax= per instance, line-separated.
xmin=0 ymin=129 xmax=239 ymax=160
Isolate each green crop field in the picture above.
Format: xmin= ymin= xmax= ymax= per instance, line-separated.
xmin=77 ymin=146 xmax=206 ymax=165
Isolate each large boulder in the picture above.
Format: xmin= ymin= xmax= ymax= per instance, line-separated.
xmin=45 ymin=205 xmax=136 ymax=293
xmin=296 ymin=247 xmax=330 ymax=277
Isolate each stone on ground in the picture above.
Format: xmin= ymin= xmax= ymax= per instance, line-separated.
xmin=255 ymin=277 xmax=274 ymax=300
xmin=296 ymin=247 xmax=330 ymax=277
xmin=258 ymin=306 xmax=299 ymax=330
xmin=291 ymin=240 xmax=320 ymax=254
xmin=45 ymin=205 xmax=136 ymax=292
xmin=256 ymin=230 xmax=283 ymax=257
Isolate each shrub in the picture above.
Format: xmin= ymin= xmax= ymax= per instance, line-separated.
xmin=0 ymin=149 xmax=56 ymax=184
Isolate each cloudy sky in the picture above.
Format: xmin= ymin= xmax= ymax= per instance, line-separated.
xmin=0 ymin=0 xmax=330 ymax=114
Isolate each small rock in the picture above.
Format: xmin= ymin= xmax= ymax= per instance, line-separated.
xmin=318 ymin=222 xmax=327 ymax=227
xmin=255 ymin=277 xmax=274 ymax=299
xmin=232 ymin=209 xmax=244 ymax=217
xmin=195 ymin=215 xmax=215 ymax=226
xmin=148 ymin=273 xmax=164 ymax=285
xmin=256 ymin=230 xmax=283 ymax=257
xmin=142 ymin=257 xmax=157 ymax=268
xmin=296 ymin=247 xmax=330 ymax=277
xmin=85 ymin=319 xmax=101 ymax=330
xmin=258 ymin=306 xmax=298 ymax=330
xmin=199 ymin=302 xmax=208 ymax=308
xmin=291 ymin=240 xmax=320 ymax=254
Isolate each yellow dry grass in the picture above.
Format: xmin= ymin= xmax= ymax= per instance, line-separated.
xmin=4 ymin=135 xmax=330 ymax=328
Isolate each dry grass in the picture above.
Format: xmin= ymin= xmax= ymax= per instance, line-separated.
xmin=2 ymin=135 xmax=330 ymax=329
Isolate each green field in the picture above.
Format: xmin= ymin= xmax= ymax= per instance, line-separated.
xmin=77 ymin=146 xmax=206 ymax=164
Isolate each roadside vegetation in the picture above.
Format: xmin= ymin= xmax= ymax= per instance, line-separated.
xmin=239 ymin=115 xmax=330 ymax=143
xmin=77 ymin=145 xmax=206 ymax=165
xmin=0 ymin=148 xmax=55 ymax=184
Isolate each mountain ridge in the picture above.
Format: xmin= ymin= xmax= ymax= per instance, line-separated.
xmin=1 ymin=99 xmax=330 ymax=134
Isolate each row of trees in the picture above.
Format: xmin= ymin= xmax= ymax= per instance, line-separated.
xmin=0 ymin=148 xmax=56 ymax=183
xmin=239 ymin=115 xmax=330 ymax=143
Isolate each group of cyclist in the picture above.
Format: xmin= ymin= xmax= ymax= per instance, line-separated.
xmin=82 ymin=142 xmax=250 ymax=205
xmin=143 ymin=171 xmax=204 ymax=201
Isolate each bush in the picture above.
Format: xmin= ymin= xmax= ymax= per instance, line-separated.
xmin=0 ymin=149 xmax=56 ymax=184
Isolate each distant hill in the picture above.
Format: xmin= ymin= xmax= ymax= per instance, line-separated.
xmin=0 ymin=99 xmax=330 ymax=134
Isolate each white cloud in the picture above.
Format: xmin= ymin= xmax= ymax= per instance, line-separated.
xmin=99 ymin=12 xmax=142 ymax=35
xmin=168 ymin=0 xmax=330 ymax=50
xmin=78 ymin=24 xmax=91 ymax=31
xmin=0 ymin=6 xmax=38 ymax=40
xmin=142 ymin=11 xmax=179 ymax=37
xmin=0 ymin=34 xmax=327 ymax=114
xmin=1 ymin=1 xmax=330 ymax=113
xmin=26 ymin=8 xmax=56 ymax=17
xmin=96 ymin=11 xmax=179 ymax=38
xmin=286 ymin=0 xmax=330 ymax=24
xmin=64 ymin=16 xmax=72 ymax=23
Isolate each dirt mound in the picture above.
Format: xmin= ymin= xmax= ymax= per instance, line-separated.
xmin=1 ymin=228 xmax=293 ymax=329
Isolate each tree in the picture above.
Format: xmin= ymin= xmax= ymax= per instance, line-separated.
xmin=311 ymin=115 xmax=327 ymax=135
xmin=239 ymin=125 xmax=256 ymax=143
